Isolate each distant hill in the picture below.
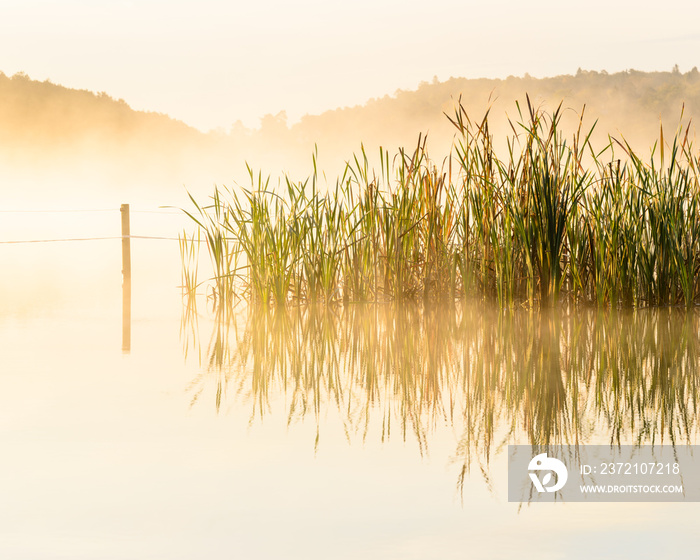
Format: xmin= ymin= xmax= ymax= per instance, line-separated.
xmin=228 ymin=66 xmax=700 ymax=175
xmin=284 ymin=67 xmax=700 ymax=161
xmin=0 ymin=72 xmax=234 ymax=202
xmin=0 ymin=72 xmax=210 ymax=171
xmin=2 ymin=67 xmax=700 ymax=197
xmin=0 ymin=72 xmax=198 ymax=145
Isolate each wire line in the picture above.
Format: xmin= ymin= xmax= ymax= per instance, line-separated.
xmin=0 ymin=235 xmax=188 ymax=244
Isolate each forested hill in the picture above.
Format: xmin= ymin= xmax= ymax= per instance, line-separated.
xmin=0 ymin=71 xmax=229 ymax=195
xmin=0 ymin=72 xmax=205 ymax=163
xmin=280 ymin=67 xmax=700 ymax=160
xmin=2 ymin=67 xmax=700 ymax=189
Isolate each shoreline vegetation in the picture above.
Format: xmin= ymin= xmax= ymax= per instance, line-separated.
xmin=182 ymin=97 xmax=700 ymax=310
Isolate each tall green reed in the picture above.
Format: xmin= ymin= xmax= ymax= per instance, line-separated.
xmin=183 ymin=97 xmax=700 ymax=310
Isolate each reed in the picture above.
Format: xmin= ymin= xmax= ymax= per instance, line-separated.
xmin=183 ymin=97 xmax=700 ymax=310
xmin=178 ymin=227 xmax=201 ymax=361
xmin=182 ymin=188 xmax=240 ymax=312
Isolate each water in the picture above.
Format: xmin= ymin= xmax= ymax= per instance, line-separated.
xmin=1 ymin=216 xmax=699 ymax=559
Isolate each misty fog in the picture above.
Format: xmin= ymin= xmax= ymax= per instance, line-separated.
xmin=2 ymin=67 xmax=699 ymax=313
xmin=3 ymin=67 xmax=700 ymax=209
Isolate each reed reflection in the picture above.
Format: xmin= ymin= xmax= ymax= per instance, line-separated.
xmin=183 ymin=303 xmax=700 ymax=469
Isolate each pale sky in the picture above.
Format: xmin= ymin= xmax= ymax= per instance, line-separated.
xmin=2 ymin=0 xmax=699 ymax=132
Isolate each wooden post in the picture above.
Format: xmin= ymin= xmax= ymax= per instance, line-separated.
xmin=121 ymin=204 xmax=131 ymax=353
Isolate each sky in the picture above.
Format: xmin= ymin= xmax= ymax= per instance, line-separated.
xmin=2 ymin=0 xmax=700 ymax=132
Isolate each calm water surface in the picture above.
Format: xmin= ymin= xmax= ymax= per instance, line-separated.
xmin=1 ymin=217 xmax=699 ymax=559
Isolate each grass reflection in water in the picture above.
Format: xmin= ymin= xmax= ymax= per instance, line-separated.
xmin=183 ymin=302 xmax=700 ymax=484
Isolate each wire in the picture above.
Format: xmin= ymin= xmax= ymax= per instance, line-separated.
xmin=0 ymin=208 xmax=183 ymax=215
xmin=0 ymin=236 xmax=122 ymax=244
xmin=0 ymin=209 xmax=117 ymax=213
xmin=0 ymin=235 xmax=192 ymax=244
xmin=130 ymin=235 xmax=184 ymax=241
xmin=131 ymin=210 xmax=183 ymax=215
